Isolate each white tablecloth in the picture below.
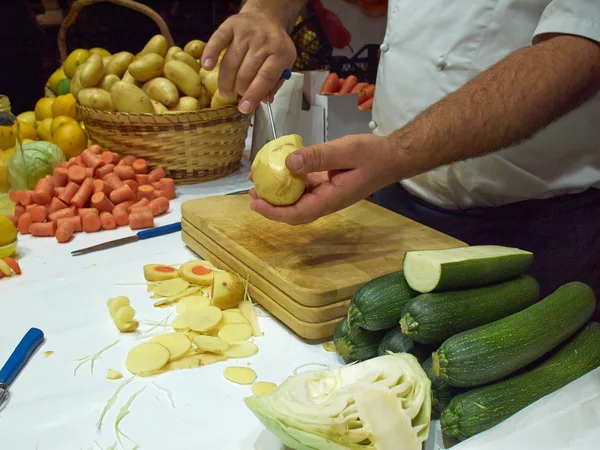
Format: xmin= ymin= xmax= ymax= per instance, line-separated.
xmin=0 ymin=160 xmax=341 ymax=450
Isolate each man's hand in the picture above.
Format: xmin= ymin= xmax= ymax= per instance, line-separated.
xmin=202 ymin=11 xmax=297 ymax=114
xmin=248 ymin=134 xmax=397 ymax=225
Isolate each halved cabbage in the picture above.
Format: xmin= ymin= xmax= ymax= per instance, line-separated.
xmin=244 ymin=354 xmax=431 ymax=450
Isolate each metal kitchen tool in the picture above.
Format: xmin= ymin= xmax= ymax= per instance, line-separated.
xmin=0 ymin=328 xmax=45 ymax=408
xmin=265 ymin=69 xmax=293 ymax=139
xmin=71 ymin=222 xmax=182 ymax=256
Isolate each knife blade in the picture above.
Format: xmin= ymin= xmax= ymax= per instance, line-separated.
xmin=265 ymin=69 xmax=293 ymax=140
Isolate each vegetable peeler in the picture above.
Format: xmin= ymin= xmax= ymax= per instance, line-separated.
xmin=265 ymin=69 xmax=293 ymax=140
xmin=0 ymin=328 xmax=45 ymax=408
xmin=71 ymin=222 xmax=182 ymax=256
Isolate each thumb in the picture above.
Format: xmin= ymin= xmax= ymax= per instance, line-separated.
xmin=285 ymin=139 xmax=356 ymax=175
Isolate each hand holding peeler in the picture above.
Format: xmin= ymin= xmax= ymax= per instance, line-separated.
xmin=0 ymin=328 xmax=45 ymax=408
xmin=265 ymin=69 xmax=293 ymax=140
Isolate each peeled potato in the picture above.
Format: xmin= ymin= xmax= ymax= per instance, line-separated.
xmin=218 ymin=323 xmax=253 ymax=343
xmin=223 ymin=341 xmax=258 ymax=358
xmin=211 ymin=271 xmax=245 ymax=309
xmin=125 ymin=342 xmax=169 ymax=376
xmin=178 ymin=260 xmax=215 ymax=285
xmin=143 ymin=264 xmax=179 ymax=281
xmin=186 ymin=306 xmax=223 ymax=332
xmin=251 ymin=381 xmax=277 ymax=397
xmin=222 ymin=309 xmax=250 ymax=325
xmin=151 ymin=332 xmax=191 ymax=360
xmin=106 ymin=369 xmax=123 ymax=380
xmin=193 ymin=335 xmax=230 ymax=354
xmin=223 ymin=366 xmax=257 ymax=385
xmin=107 ymin=296 xmax=130 ymax=318
xmin=150 ymin=277 xmax=190 ymax=297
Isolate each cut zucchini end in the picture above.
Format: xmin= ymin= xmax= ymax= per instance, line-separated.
xmin=432 ymin=350 xmax=446 ymax=378
xmin=346 ymin=305 xmax=363 ymax=328
xmin=403 ymin=251 xmax=442 ymax=293
xmin=400 ymin=314 xmax=419 ymax=336
xmin=440 ymin=407 xmax=461 ymax=437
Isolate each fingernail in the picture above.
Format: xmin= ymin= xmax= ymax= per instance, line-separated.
xmin=239 ymin=100 xmax=252 ymax=114
xmin=287 ymin=154 xmax=303 ymax=172
xmin=203 ymin=58 xmax=214 ymax=68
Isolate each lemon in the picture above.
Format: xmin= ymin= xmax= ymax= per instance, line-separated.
xmin=89 ymin=47 xmax=111 ymax=58
xmin=52 ymin=93 xmax=78 ymax=120
xmin=52 ymin=121 xmax=87 ymax=158
xmin=56 ymin=78 xmax=71 ymax=96
xmin=46 ymin=67 xmax=66 ymax=92
xmin=16 ymin=111 xmax=36 ymax=127
xmin=35 ymin=97 xmax=55 ymax=121
xmin=0 ymin=125 xmax=16 ymax=150
xmin=16 ymin=122 xmax=37 ymax=140
xmin=0 ymin=215 xmax=17 ymax=247
xmin=36 ymin=118 xmax=54 ymax=142
xmin=51 ymin=115 xmax=77 ymax=136
xmin=64 ymin=49 xmax=90 ymax=78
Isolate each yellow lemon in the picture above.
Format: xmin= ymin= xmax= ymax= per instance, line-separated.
xmin=46 ymin=67 xmax=66 ymax=92
xmin=0 ymin=214 xmax=18 ymax=247
xmin=52 ymin=121 xmax=87 ymax=158
xmin=89 ymin=47 xmax=111 ymax=58
xmin=34 ymin=97 xmax=55 ymax=121
xmin=16 ymin=122 xmax=37 ymax=141
xmin=64 ymin=49 xmax=90 ymax=78
xmin=36 ymin=118 xmax=54 ymax=142
xmin=51 ymin=115 xmax=77 ymax=136
xmin=0 ymin=125 xmax=16 ymax=150
xmin=52 ymin=93 xmax=78 ymax=120
xmin=16 ymin=111 xmax=36 ymax=127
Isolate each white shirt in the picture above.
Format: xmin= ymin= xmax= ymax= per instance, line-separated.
xmin=372 ymin=0 xmax=600 ymax=209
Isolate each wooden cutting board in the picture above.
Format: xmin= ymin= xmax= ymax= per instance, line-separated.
xmin=181 ymin=195 xmax=466 ymax=307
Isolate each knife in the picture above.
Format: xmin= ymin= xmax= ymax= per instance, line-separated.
xmin=71 ymin=222 xmax=182 ymax=256
xmin=265 ymin=69 xmax=293 ymax=140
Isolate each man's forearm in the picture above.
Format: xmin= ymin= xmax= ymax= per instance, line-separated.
xmin=241 ymin=0 xmax=307 ymax=31
xmin=389 ymin=35 xmax=600 ymax=181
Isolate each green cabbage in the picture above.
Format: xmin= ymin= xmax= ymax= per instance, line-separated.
xmin=245 ymin=354 xmax=431 ymax=450
xmin=8 ymin=141 xmax=66 ymax=190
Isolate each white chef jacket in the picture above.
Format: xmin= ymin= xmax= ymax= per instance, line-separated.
xmin=372 ymin=0 xmax=600 ymax=209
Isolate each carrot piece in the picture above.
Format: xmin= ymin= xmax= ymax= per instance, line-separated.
xmin=87 ymin=144 xmax=103 ymax=155
xmin=124 ymin=179 xmax=138 ymax=195
xmin=57 ymin=215 xmax=82 ymax=233
xmin=134 ymin=174 xmax=149 ymax=186
xmin=55 ymin=221 xmax=75 ymax=243
xmin=91 ymin=192 xmax=115 ymax=213
xmin=118 ymin=155 xmax=136 ymax=166
xmin=95 ymin=163 xmax=115 ymax=179
xmin=30 ymin=205 xmax=48 ymax=223
xmin=137 ymin=184 xmax=155 ymax=201
xmin=2 ymin=257 xmax=21 ymax=275
xmin=58 ymin=181 xmax=80 ymax=204
xmin=151 ymin=182 xmax=161 ymax=190
xmin=17 ymin=213 xmax=32 ymax=234
xmin=358 ymin=84 xmax=375 ymax=104
xmin=158 ymin=178 xmax=175 ymax=200
xmin=7 ymin=215 xmax=18 ymax=228
xmin=78 ymin=207 xmax=99 ymax=217
xmin=154 ymin=189 xmax=165 ymax=198
xmin=81 ymin=149 xmax=104 ymax=170
xmin=30 ymin=221 xmax=57 ymax=237
xmin=132 ymin=159 xmax=148 ymax=174
xmin=320 ymin=73 xmax=340 ymax=94
xmin=19 ymin=190 xmax=34 ymax=206
xmin=70 ymin=178 xmax=94 ymax=208
xmin=25 ymin=204 xmax=37 ymax=213
xmin=129 ymin=210 xmax=154 ymax=230
xmin=128 ymin=198 xmax=150 ymax=212
xmin=82 ymin=213 xmax=102 ymax=233
xmin=114 ymin=165 xmax=135 ymax=180
xmin=66 ymin=157 xmax=78 ymax=168
xmin=47 ymin=197 xmax=68 ymax=214
xmin=339 ymin=75 xmax=358 ymax=95
xmin=47 ymin=207 xmax=75 ymax=222
xmin=109 ymin=184 xmax=134 ymax=204
xmin=100 ymin=152 xmax=114 ymax=165
xmin=14 ymin=204 xmax=25 ymax=219
xmin=113 ymin=205 xmax=129 ymax=227
xmin=148 ymin=167 xmax=166 ymax=183
xmin=351 ymin=82 xmax=368 ymax=94
xmin=100 ymin=212 xmax=117 ymax=230
xmin=67 ymin=165 xmax=87 ymax=184
xmin=149 ymin=197 xmax=170 ymax=216
xmin=76 ymin=156 xmax=86 ymax=167
xmin=85 ymin=167 xmax=95 ymax=178
xmin=358 ymin=97 xmax=374 ymax=111
xmin=9 ymin=190 xmax=21 ymax=203
xmin=337 ymin=78 xmax=345 ymax=92
xmin=104 ymin=173 xmax=123 ymax=190
xmin=53 ymin=167 xmax=69 ymax=187
xmin=129 ymin=206 xmax=151 ymax=215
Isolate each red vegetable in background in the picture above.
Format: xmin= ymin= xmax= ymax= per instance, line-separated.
xmin=311 ymin=0 xmax=353 ymax=49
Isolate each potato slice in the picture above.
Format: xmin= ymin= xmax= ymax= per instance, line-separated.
xmin=238 ymin=300 xmax=263 ymax=337
xmin=178 ymin=260 xmax=215 ymax=286
xmin=150 ymin=278 xmax=190 ymax=297
xmin=223 ymin=367 xmax=257 ymax=385
xmin=143 ymin=264 xmax=179 ymax=281
xmin=222 ymin=309 xmax=250 ymax=325
xmin=218 ymin=323 xmax=253 ymax=343
xmin=106 ymin=369 xmax=123 ymax=380
xmin=251 ymin=382 xmax=277 ymax=397
xmin=151 ymin=332 xmax=191 ymax=360
xmin=177 ymin=295 xmax=211 ymax=314
xmin=223 ymin=341 xmax=258 ymax=358
xmin=171 ymin=314 xmax=188 ymax=331
xmin=211 ymin=272 xmax=245 ymax=309
xmin=154 ymin=287 xmax=201 ymax=307
xmin=193 ymin=335 xmax=230 ymax=354
xmin=164 ymin=354 xmax=202 ymax=371
xmin=186 ymin=306 xmax=223 ymax=332
xmin=198 ymin=353 xmax=227 ymax=366
xmin=107 ymin=296 xmax=130 ymax=318
xmin=175 ymin=300 xmax=186 ymax=314
xmin=125 ymin=342 xmax=169 ymax=376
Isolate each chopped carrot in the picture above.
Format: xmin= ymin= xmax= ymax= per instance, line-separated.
xmin=78 ymin=207 xmax=99 ymax=217
xmin=149 ymin=197 xmax=170 ymax=216
xmin=339 ymin=75 xmax=358 ymax=95
xmin=137 ymin=185 xmax=155 ymax=201
xmin=104 ymin=173 xmax=123 ymax=190
xmin=48 ymin=207 xmax=75 ymax=222
xmin=82 ymin=213 xmax=102 ymax=233
xmin=57 ymin=216 xmax=82 ymax=233
xmin=19 ymin=190 xmax=34 ymax=206
xmin=14 ymin=204 xmax=25 ymax=219
xmin=30 ymin=205 xmax=48 ymax=223
xmin=148 ymin=167 xmax=166 ymax=183
xmin=100 ymin=152 xmax=114 ymax=165
xmin=358 ymin=97 xmax=374 ymax=111
xmin=114 ymin=165 xmax=135 ymax=180
xmin=351 ymin=82 xmax=368 ymax=94
xmin=55 ymin=221 xmax=75 ymax=243
xmin=320 ymin=73 xmax=339 ymax=94
xmin=81 ymin=149 xmax=104 ymax=170
xmin=132 ymin=159 xmax=148 ymax=174
xmin=337 ymin=78 xmax=345 ymax=92
xmin=135 ymin=174 xmax=149 ymax=185
xmin=124 ymin=179 xmax=138 ymax=195
xmin=158 ymin=178 xmax=175 ymax=200
xmin=91 ymin=192 xmax=115 ymax=213
xmin=95 ymin=163 xmax=115 ymax=179
xmin=70 ymin=178 xmax=94 ymax=208
xmin=128 ymin=198 xmax=150 ymax=212
xmin=17 ymin=213 xmax=32 ymax=234
xmin=9 ymin=190 xmax=21 ymax=203
xmin=109 ymin=185 xmax=135 ymax=204
xmin=53 ymin=167 xmax=69 ymax=187
xmin=358 ymin=84 xmax=375 ymax=104
xmin=129 ymin=210 xmax=154 ymax=230
xmin=59 ymin=181 xmax=80 ymax=205
xmin=100 ymin=212 xmax=117 ymax=230
xmin=30 ymin=221 xmax=57 ymax=237
xmin=67 ymin=165 xmax=86 ymax=184
xmin=47 ymin=197 xmax=68 ymax=214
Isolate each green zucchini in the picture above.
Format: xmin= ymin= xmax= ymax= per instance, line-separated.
xmin=422 ymin=356 xmax=463 ymax=414
xmin=400 ymin=276 xmax=540 ymax=344
xmin=403 ymin=245 xmax=533 ymax=293
xmin=347 ymin=270 xmax=417 ymax=331
xmin=333 ymin=317 xmax=386 ymax=363
xmin=377 ymin=327 xmax=432 ymax=361
xmin=441 ymin=321 xmax=600 ymax=440
xmin=433 ymin=282 xmax=596 ymax=387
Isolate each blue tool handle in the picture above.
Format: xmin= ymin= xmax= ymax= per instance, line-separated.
xmin=137 ymin=222 xmax=182 ymax=240
xmin=281 ymin=69 xmax=292 ymax=80
xmin=0 ymin=328 xmax=44 ymax=386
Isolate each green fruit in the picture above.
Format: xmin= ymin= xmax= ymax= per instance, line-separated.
xmin=55 ymin=78 xmax=71 ymax=96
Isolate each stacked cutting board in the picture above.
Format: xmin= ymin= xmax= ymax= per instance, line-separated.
xmin=181 ymin=195 xmax=466 ymax=341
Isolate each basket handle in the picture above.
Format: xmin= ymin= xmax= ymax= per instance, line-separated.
xmin=58 ymin=0 xmax=175 ymax=62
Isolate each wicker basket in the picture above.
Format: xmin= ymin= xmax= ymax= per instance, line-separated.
xmin=59 ymin=0 xmax=252 ymax=184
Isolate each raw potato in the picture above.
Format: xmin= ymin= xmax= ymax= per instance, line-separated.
xmin=154 ymin=287 xmax=201 ymax=307
xmin=165 ymin=46 xmax=183 ymax=62
xmin=125 ymin=342 xmax=169 ymax=376
xmin=211 ymin=271 xmax=245 ymax=309
xmin=99 ymin=74 xmax=120 ymax=92
xmin=222 ymin=309 xmax=250 ymax=325
xmin=183 ymin=40 xmax=206 ymax=59
xmin=151 ymin=277 xmax=190 ymax=297
xmin=110 ymin=81 xmax=154 ymax=114
xmin=115 ymin=305 xmax=135 ymax=324
xmin=178 ymin=260 xmax=215 ymax=285
xmin=223 ymin=341 xmax=259 ymax=358
xmin=70 ymin=64 xmax=85 ymax=98
xmin=129 ymin=53 xmax=165 ymax=82
xmin=79 ymin=54 xmax=104 ymax=88
xmin=218 ymin=323 xmax=253 ymax=343
xmin=140 ymin=34 xmax=168 ymax=58
xmin=172 ymin=51 xmax=200 ymax=72
xmin=121 ymin=71 xmax=141 ymax=86
xmin=164 ymin=60 xmax=202 ymax=97
xmin=197 ymin=86 xmax=211 ymax=109
xmin=143 ymin=264 xmax=179 ymax=281
xmin=78 ymin=88 xmax=115 ymax=112
xmin=171 ymin=314 xmax=188 ymax=331
xmin=152 ymin=100 xmax=168 ymax=114
xmin=193 ymin=335 xmax=230 ymax=354
xmin=106 ymin=369 xmax=123 ymax=380
xmin=198 ymin=353 xmax=227 ymax=365
xmin=164 ymin=354 xmax=202 ymax=371
xmin=223 ymin=366 xmax=257 ymax=385
xmin=108 ymin=296 xmax=130 ymax=318
xmin=239 ymin=300 xmax=263 ymax=337
xmin=106 ymin=51 xmax=135 ymax=78
xmin=211 ymin=90 xmax=238 ymax=109
xmin=251 ymin=382 xmax=277 ymax=397
xmin=201 ymin=69 xmax=219 ymax=96
xmin=151 ymin=332 xmax=191 ymax=360
xmin=170 ymin=96 xmax=199 ymax=112
xmin=102 ymin=55 xmax=113 ymax=70
xmin=142 ymin=77 xmax=179 ymax=108
xmin=177 ymin=295 xmax=211 ymax=313
xmin=186 ymin=306 xmax=223 ymax=332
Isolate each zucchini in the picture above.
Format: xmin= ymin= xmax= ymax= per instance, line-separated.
xmin=400 ymin=276 xmax=540 ymax=344
xmin=441 ymin=321 xmax=600 ymax=440
xmin=433 ymin=282 xmax=596 ymax=387
xmin=377 ymin=327 xmax=432 ymax=361
xmin=403 ymin=245 xmax=533 ymax=293
xmin=422 ymin=356 xmax=463 ymax=414
xmin=333 ymin=317 xmax=386 ymax=363
xmin=347 ymin=270 xmax=417 ymax=331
